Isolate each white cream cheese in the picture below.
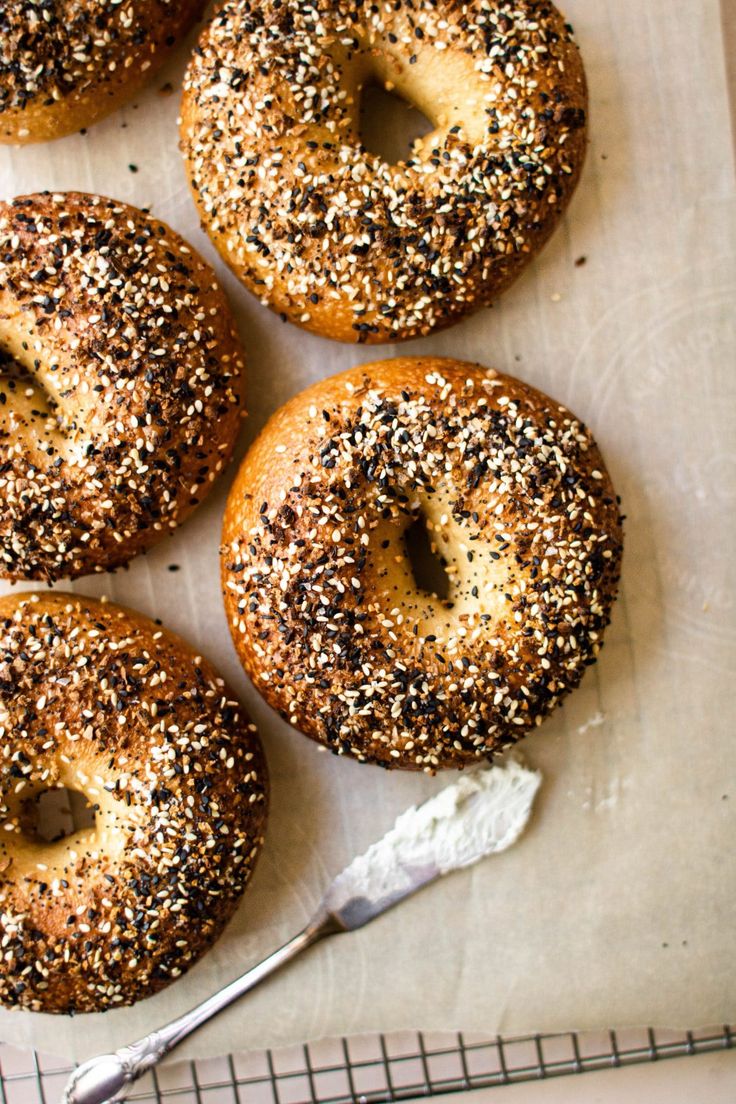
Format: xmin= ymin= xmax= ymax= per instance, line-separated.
xmin=325 ymin=759 xmax=542 ymax=924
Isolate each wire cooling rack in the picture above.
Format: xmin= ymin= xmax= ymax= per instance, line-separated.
xmin=1 ymin=1026 xmax=732 ymax=1104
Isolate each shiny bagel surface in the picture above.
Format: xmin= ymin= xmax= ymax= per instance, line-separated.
xmin=0 ymin=191 xmax=245 ymax=582
xmin=0 ymin=591 xmax=268 ymax=1013
xmin=222 ymin=357 xmax=622 ymax=770
xmin=181 ymin=0 xmax=587 ymax=343
xmin=0 ymin=0 xmax=203 ymax=144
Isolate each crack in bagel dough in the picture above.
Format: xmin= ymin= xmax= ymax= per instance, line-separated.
xmin=222 ymin=358 xmax=623 ymax=771
xmin=0 ymin=592 xmax=268 ymax=1014
xmin=0 ymin=192 xmax=246 ymax=582
xmin=181 ymin=0 xmax=587 ymax=344
xmin=0 ymin=0 xmax=204 ymax=144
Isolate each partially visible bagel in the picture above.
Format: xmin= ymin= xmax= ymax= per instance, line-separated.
xmin=222 ymin=357 xmax=623 ymax=770
xmin=0 ymin=191 xmax=245 ymax=582
xmin=181 ymin=0 xmax=587 ymax=342
xmin=0 ymin=591 xmax=268 ymax=1014
xmin=0 ymin=0 xmax=203 ymax=144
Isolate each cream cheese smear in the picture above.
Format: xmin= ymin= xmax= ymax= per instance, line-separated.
xmin=324 ymin=759 xmax=542 ymax=924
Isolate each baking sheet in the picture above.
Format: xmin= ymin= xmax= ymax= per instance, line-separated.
xmin=0 ymin=0 xmax=734 ymax=1063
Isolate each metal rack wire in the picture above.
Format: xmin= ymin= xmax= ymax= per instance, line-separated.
xmin=1 ymin=1025 xmax=732 ymax=1104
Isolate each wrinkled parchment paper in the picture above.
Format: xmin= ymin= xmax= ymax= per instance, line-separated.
xmin=0 ymin=0 xmax=734 ymax=1064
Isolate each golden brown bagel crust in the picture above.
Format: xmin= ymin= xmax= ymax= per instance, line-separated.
xmin=181 ymin=0 xmax=587 ymax=343
xmin=0 ymin=0 xmax=203 ymax=144
xmin=0 ymin=191 xmax=245 ymax=582
xmin=0 ymin=591 xmax=268 ymax=1014
xmin=222 ymin=357 xmax=622 ymax=770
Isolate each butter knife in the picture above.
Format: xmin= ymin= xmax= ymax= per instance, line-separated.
xmin=63 ymin=759 xmax=540 ymax=1104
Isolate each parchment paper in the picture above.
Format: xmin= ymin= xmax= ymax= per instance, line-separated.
xmin=0 ymin=0 xmax=734 ymax=1064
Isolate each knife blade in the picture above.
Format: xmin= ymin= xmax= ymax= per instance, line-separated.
xmin=323 ymin=757 xmax=541 ymax=930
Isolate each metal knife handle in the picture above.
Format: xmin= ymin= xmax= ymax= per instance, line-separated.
xmin=63 ymin=908 xmax=341 ymax=1104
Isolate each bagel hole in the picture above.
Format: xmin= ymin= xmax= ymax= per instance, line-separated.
xmin=22 ymin=787 xmax=96 ymax=844
xmin=0 ymin=347 xmax=57 ymax=413
xmin=359 ymin=82 xmax=434 ymax=163
xmin=0 ymin=347 xmax=33 ymax=384
xmin=404 ymin=515 xmax=451 ymax=602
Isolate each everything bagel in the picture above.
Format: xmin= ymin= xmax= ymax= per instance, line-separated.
xmin=0 ymin=191 xmax=245 ymax=582
xmin=0 ymin=0 xmax=203 ymax=144
xmin=222 ymin=357 xmax=622 ymax=770
xmin=0 ymin=591 xmax=268 ymax=1013
xmin=181 ymin=0 xmax=587 ymax=342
